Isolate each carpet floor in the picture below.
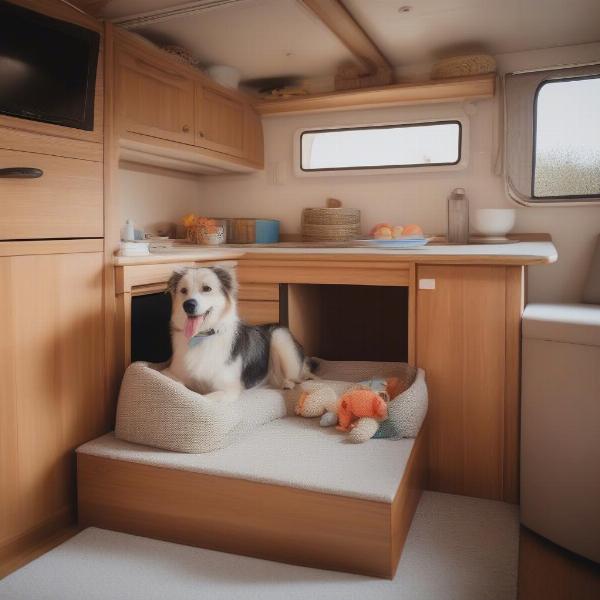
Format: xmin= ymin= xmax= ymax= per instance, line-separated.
xmin=0 ymin=491 xmax=519 ymax=600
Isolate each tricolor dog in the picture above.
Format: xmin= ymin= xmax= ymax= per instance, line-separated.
xmin=164 ymin=266 xmax=313 ymax=401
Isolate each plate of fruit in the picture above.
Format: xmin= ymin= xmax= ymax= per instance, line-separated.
xmin=357 ymin=223 xmax=430 ymax=248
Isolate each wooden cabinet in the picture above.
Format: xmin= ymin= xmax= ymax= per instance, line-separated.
xmin=416 ymin=265 xmax=522 ymax=502
xmin=113 ymin=31 xmax=264 ymax=171
xmin=244 ymin=104 xmax=265 ymax=168
xmin=117 ymin=44 xmax=195 ymax=145
xmin=0 ymin=0 xmax=104 ymax=145
xmin=195 ymin=84 xmax=245 ymax=157
xmin=0 ymin=250 xmax=108 ymax=560
xmin=0 ymin=147 xmax=103 ymax=240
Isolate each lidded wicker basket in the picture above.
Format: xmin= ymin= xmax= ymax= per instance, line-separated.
xmin=301 ymin=199 xmax=361 ymax=242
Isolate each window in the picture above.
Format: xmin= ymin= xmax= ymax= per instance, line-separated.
xmin=505 ymin=66 xmax=600 ymax=205
xmin=533 ymin=76 xmax=600 ymax=199
xmin=300 ymin=120 xmax=462 ymax=172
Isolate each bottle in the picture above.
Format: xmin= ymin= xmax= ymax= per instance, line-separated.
xmin=121 ymin=219 xmax=135 ymax=242
xmin=447 ymin=188 xmax=469 ymax=244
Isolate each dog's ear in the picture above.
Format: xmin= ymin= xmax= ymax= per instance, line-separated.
xmin=210 ymin=266 xmax=238 ymax=298
xmin=166 ymin=268 xmax=187 ymax=295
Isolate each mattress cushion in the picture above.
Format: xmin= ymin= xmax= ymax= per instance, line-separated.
xmin=523 ymin=303 xmax=600 ymax=346
xmin=78 ymin=421 xmax=415 ymax=503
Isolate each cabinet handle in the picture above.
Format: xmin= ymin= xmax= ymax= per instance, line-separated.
xmin=182 ymin=125 xmax=190 ymax=133
xmin=0 ymin=167 xmax=43 ymax=179
xmin=198 ymin=131 xmax=205 ymax=138
xmin=134 ymin=57 xmax=186 ymax=81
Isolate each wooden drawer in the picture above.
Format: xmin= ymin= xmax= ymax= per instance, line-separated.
xmin=0 ymin=148 xmax=103 ymax=240
xmin=238 ymin=283 xmax=279 ymax=301
xmin=238 ymin=300 xmax=279 ymax=325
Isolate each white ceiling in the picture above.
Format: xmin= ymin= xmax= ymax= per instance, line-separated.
xmin=345 ymin=0 xmax=600 ymax=65
xmin=99 ymin=0 xmax=600 ymax=83
xmin=100 ymin=0 xmax=355 ymax=82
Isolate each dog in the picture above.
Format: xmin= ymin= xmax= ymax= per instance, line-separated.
xmin=163 ymin=266 xmax=313 ymax=401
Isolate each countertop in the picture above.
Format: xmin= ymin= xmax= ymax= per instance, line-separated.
xmin=114 ymin=236 xmax=557 ymax=267
xmin=114 ymin=247 xmax=245 ymax=266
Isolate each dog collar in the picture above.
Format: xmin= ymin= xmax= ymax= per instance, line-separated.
xmin=188 ymin=329 xmax=216 ymax=348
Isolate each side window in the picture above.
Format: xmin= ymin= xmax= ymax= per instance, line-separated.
xmin=298 ymin=120 xmax=464 ymax=174
xmin=505 ymin=67 xmax=600 ymax=205
xmin=533 ymin=76 xmax=600 ymax=199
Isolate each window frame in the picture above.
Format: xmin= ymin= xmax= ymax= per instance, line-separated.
xmin=294 ymin=117 xmax=469 ymax=178
xmin=531 ymin=74 xmax=600 ymax=201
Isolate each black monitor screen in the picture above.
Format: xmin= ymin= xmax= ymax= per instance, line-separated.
xmin=0 ymin=1 xmax=100 ymax=131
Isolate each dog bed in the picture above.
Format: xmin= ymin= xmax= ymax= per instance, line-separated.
xmin=115 ymin=360 xmax=427 ymax=453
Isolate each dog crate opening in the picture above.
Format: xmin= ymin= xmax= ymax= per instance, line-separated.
xmin=130 ymin=283 xmax=409 ymax=365
xmin=131 ymin=292 xmax=173 ymax=364
xmin=285 ymin=284 xmax=409 ymax=363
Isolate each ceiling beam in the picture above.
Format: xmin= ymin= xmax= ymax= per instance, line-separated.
xmin=299 ymin=0 xmax=392 ymax=77
xmin=65 ymin=0 xmax=109 ymax=17
xmin=107 ymin=0 xmax=248 ymax=29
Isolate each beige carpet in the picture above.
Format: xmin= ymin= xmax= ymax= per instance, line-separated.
xmin=0 ymin=492 xmax=519 ymax=600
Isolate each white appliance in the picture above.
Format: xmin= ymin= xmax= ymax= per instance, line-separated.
xmin=520 ymin=303 xmax=600 ymax=563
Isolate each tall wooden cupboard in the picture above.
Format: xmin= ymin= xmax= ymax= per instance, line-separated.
xmin=0 ymin=0 xmax=109 ymax=575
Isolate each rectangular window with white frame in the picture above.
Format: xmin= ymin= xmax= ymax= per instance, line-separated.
xmin=295 ymin=118 xmax=468 ymax=177
xmin=505 ymin=65 xmax=600 ymax=205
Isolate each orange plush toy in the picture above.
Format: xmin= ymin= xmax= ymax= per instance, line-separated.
xmin=336 ymin=388 xmax=388 ymax=432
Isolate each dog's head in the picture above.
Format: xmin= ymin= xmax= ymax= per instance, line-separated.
xmin=167 ymin=266 xmax=237 ymax=339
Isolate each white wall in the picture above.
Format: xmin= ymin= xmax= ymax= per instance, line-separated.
xmin=123 ymin=42 xmax=600 ymax=303
xmin=119 ymin=162 xmax=201 ymax=238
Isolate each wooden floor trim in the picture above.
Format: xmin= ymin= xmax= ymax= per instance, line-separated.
xmin=0 ymin=508 xmax=77 ymax=579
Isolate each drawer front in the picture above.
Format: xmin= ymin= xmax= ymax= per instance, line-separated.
xmin=0 ymin=149 xmax=103 ymax=240
xmin=238 ymin=283 xmax=279 ymax=301
xmin=238 ymin=300 xmax=279 ymax=325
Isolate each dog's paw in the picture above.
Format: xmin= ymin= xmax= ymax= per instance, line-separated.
xmin=282 ymin=379 xmax=296 ymax=390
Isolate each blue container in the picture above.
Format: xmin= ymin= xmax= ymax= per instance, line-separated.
xmin=255 ymin=219 xmax=280 ymax=243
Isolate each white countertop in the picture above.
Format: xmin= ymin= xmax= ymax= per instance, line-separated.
xmin=114 ymin=238 xmax=557 ymax=267
xmin=238 ymin=240 xmax=557 ymax=262
xmin=114 ymin=247 xmax=245 ymax=266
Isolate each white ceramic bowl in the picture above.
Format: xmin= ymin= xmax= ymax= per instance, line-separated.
xmin=472 ymin=209 xmax=516 ymax=237
xmin=206 ymin=65 xmax=241 ymax=89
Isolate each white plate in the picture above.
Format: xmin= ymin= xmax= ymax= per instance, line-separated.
xmin=355 ymin=237 xmax=431 ymax=249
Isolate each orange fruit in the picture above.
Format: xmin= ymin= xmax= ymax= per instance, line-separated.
xmin=402 ymin=224 xmax=423 ymax=236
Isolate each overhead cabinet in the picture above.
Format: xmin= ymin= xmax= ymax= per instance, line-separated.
xmin=195 ymin=84 xmax=245 ymax=157
xmin=118 ymin=45 xmax=195 ymax=145
xmin=114 ymin=33 xmax=264 ymax=172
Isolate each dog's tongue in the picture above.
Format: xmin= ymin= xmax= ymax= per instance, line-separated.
xmin=184 ymin=315 xmax=204 ymax=339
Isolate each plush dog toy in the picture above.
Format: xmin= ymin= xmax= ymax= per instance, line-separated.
xmin=294 ymin=382 xmax=391 ymax=443
xmin=337 ymin=388 xmax=388 ymax=430
xmin=337 ymin=388 xmax=389 ymax=442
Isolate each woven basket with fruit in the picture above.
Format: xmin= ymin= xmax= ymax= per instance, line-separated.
xmin=183 ymin=214 xmax=226 ymax=245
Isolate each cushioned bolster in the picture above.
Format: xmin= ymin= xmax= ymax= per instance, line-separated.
xmin=523 ymin=303 xmax=600 ymax=346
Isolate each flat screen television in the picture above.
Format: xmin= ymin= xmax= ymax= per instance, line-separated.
xmin=0 ymin=0 xmax=100 ymax=131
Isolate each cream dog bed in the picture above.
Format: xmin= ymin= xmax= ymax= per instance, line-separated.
xmin=115 ymin=360 xmax=427 ymax=453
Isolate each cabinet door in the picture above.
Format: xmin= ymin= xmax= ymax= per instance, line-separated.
xmin=0 ymin=252 xmax=108 ymax=549
xmin=416 ymin=265 xmax=507 ymax=500
xmin=117 ymin=45 xmax=195 ymax=145
xmin=243 ymin=104 xmax=264 ymax=168
xmin=196 ymin=84 xmax=245 ymax=157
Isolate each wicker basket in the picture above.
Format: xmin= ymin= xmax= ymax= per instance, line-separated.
xmin=431 ymin=54 xmax=496 ymax=79
xmin=185 ymin=221 xmax=226 ymax=245
xmin=302 ymin=207 xmax=361 ymax=241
